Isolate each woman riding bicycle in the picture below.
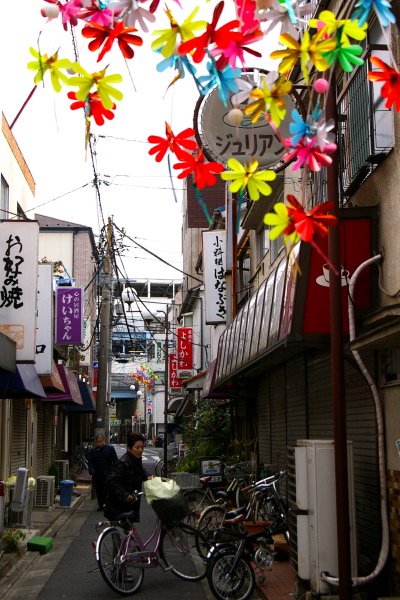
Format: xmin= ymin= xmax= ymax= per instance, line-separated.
xmin=104 ymin=432 xmax=152 ymax=521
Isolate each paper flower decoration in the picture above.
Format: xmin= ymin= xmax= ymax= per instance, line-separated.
xmin=68 ymin=63 xmax=123 ymax=109
xmin=367 ymin=56 xmax=400 ymax=111
xmin=151 ymin=7 xmax=206 ymax=58
xmin=148 ymin=123 xmax=197 ymax=162
xmin=264 ymin=195 xmax=337 ymax=245
xmin=323 ymin=33 xmax=364 ymax=72
xmin=27 ymin=48 xmax=72 ymax=92
xmin=173 ymin=149 xmax=224 ymax=189
xmin=309 ymin=10 xmax=368 ymax=44
xmin=81 ymin=19 xmax=143 ymax=62
xmin=178 ymin=1 xmax=242 ymax=64
xmin=244 ymin=74 xmax=292 ymax=126
xmin=198 ymin=61 xmax=241 ymax=105
xmin=351 ymin=0 xmax=395 ymax=28
xmin=220 ymin=158 xmax=277 ymax=200
xmin=270 ymin=27 xmax=336 ymax=84
xmin=283 ymin=137 xmax=337 ymax=171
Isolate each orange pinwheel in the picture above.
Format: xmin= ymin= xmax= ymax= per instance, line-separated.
xmin=178 ymin=1 xmax=242 ymax=64
xmin=148 ymin=123 xmax=197 ymax=162
xmin=286 ymin=195 xmax=337 ymax=242
xmin=81 ymin=19 xmax=143 ymax=62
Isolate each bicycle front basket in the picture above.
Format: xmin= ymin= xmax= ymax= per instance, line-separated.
xmin=151 ymin=491 xmax=189 ymax=524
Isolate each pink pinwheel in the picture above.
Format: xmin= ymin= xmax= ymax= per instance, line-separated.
xmin=77 ymin=4 xmax=120 ymax=27
xmin=234 ymin=0 xmax=260 ymax=34
xmin=213 ymin=30 xmax=263 ymax=70
xmin=60 ymin=0 xmax=82 ymax=29
xmin=283 ymin=137 xmax=337 ymax=171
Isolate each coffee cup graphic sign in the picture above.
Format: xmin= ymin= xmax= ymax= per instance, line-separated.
xmin=316 ymin=264 xmax=350 ymax=288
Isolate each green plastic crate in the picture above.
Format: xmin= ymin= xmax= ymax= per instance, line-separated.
xmin=27 ymin=536 xmax=53 ymax=554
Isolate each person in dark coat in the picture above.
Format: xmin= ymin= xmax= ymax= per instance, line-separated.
xmin=105 ymin=432 xmax=151 ymax=521
xmin=88 ymin=434 xmax=118 ymax=511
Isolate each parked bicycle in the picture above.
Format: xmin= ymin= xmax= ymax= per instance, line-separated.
xmin=69 ymin=442 xmax=91 ymax=478
xmin=205 ymin=479 xmax=289 ymax=600
xmin=94 ymin=492 xmax=208 ymax=595
xmin=197 ymin=471 xmax=288 ymax=544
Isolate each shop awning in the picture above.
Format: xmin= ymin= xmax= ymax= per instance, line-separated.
xmin=111 ymin=389 xmax=138 ymax=403
xmin=0 ymin=332 xmax=16 ymax=373
xmin=42 ymin=365 xmax=83 ymax=405
xmin=39 ymin=360 xmax=66 ymax=393
xmin=0 ymin=364 xmax=46 ymax=398
xmin=200 ymin=359 xmax=233 ymax=399
xmin=215 ymin=208 xmax=377 ymax=389
xmin=65 ymin=380 xmax=96 ymax=413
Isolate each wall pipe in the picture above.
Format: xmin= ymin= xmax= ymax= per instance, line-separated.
xmin=322 ymin=253 xmax=390 ymax=587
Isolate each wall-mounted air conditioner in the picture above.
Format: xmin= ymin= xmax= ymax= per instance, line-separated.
xmin=295 ymin=440 xmax=357 ymax=594
xmin=34 ymin=476 xmax=56 ymax=508
xmin=9 ymin=486 xmax=35 ymax=527
xmin=55 ymin=460 xmax=70 ymax=481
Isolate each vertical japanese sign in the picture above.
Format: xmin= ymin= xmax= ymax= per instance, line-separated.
xmin=55 ymin=287 xmax=84 ymax=344
xmin=147 ymin=395 xmax=152 ymax=415
xmin=177 ymin=327 xmax=193 ymax=379
xmin=169 ymin=353 xmax=183 ymax=395
xmin=202 ymin=230 xmax=227 ymax=324
xmin=92 ymin=360 xmax=98 ymax=399
xmin=36 ymin=263 xmax=53 ymax=374
xmin=79 ymin=316 xmax=91 ymax=366
xmin=0 ymin=221 xmax=39 ymax=362
xmin=156 ymin=341 xmax=163 ymax=363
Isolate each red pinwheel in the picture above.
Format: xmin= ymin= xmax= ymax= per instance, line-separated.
xmin=148 ymin=123 xmax=197 ymax=162
xmin=173 ymin=149 xmax=224 ymax=189
xmin=67 ymin=91 xmax=116 ymax=126
xmin=368 ymin=56 xmax=400 ymax=111
xmin=214 ymin=29 xmax=263 ymax=70
xmin=286 ymin=195 xmax=338 ymax=242
xmin=81 ymin=19 xmax=143 ymax=62
xmin=178 ymin=1 xmax=242 ymax=64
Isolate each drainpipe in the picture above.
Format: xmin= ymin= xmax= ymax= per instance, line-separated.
xmin=322 ymin=253 xmax=390 ymax=587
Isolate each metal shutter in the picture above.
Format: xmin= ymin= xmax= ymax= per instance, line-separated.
xmin=10 ymin=400 xmax=27 ymax=475
xmin=36 ymin=403 xmax=54 ymax=476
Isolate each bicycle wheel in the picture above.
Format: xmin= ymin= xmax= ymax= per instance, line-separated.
xmin=207 ymin=547 xmax=255 ymax=600
xmin=154 ymin=459 xmax=164 ymax=477
xmin=183 ymin=490 xmax=211 ymax=527
xmin=254 ymin=494 xmax=276 ymax=522
xmin=197 ymin=505 xmax=226 ymax=541
xmin=97 ymin=527 xmax=144 ymax=595
xmin=160 ymin=522 xmax=207 ymax=581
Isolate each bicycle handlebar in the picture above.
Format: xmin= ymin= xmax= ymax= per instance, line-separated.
xmin=241 ymin=470 xmax=286 ymax=493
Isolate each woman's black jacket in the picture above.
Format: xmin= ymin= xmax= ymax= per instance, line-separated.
xmin=105 ymin=451 xmax=149 ymax=518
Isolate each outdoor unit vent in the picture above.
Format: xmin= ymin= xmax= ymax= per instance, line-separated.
xmin=9 ymin=487 xmax=35 ymax=528
xmin=55 ymin=460 xmax=70 ymax=481
xmin=34 ymin=476 xmax=56 ymax=508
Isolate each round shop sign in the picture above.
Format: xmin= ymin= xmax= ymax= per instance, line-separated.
xmin=194 ymin=70 xmax=298 ymax=170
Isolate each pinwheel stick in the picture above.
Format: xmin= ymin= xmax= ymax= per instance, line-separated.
xmin=10 ymin=86 xmax=38 ymax=130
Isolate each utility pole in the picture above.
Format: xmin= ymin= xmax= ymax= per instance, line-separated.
xmin=163 ymin=305 xmax=170 ymax=477
xmin=95 ymin=217 xmax=113 ymax=442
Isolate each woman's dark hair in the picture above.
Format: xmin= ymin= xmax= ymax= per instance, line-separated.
xmin=127 ymin=432 xmax=145 ymax=448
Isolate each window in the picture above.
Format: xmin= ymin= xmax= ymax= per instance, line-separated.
xmin=337 ymin=19 xmax=392 ymax=202
xmin=181 ymin=313 xmax=193 ymax=327
xmin=1 ymin=176 xmax=9 ymax=219
xmin=381 ymin=348 xmax=400 ymax=384
xmin=257 ymin=225 xmax=269 ymax=263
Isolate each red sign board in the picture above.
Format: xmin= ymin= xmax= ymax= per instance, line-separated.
xmin=169 ymin=353 xmax=183 ymax=395
xmin=177 ymin=328 xmax=193 ymax=379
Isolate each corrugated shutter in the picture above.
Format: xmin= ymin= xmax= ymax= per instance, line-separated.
xmin=270 ymin=367 xmax=286 ymax=471
xmin=287 ymin=355 xmax=307 ymax=446
xmin=36 ymin=404 xmax=54 ymax=476
xmin=257 ymin=374 xmax=270 ymax=465
xmin=10 ymin=400 xmax=27 ymax=475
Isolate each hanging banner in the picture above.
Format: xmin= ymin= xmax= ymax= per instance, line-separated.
xmin=169 ymin=353 xmax=183 ymax=395
xmin=36 ymin=263 xmax=53 ymax=374
xmin=177 ymin=327 xmax=193 ymax=379
xmin=79 ymin=316 xmax=91 ymax=366
xmin=202 ymin=230 xmax=227 ymax=324
xmin=0 ymin=221 xmax=39 ymax=362
xmin=55 ymin=287 xmax=84 ymax=344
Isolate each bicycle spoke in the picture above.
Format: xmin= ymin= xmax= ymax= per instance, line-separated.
xmin=207 ymin=549 xmax=255 ymax=600
xmin=97 ymin=527 xmax=144 ymax=595
xmin=160 ymin=522 xmax=207 ymax=581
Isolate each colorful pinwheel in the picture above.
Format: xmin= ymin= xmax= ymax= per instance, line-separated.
xmin=148 ymin=123 xmax=197 ymax=162
xmin=309 ymin=10 xmax=368 ymax=44
xmin=212 ymin=30 xmax=263 ymax=70
xmin=270 ymin=27 xmax=336 ymax=84
xmin=283 ymin=137 xmax=337 ymax=171
xmin=198 ymin=61 xmax=241 ymax=105
xmin=67 ymin=63 xmax=123 ymax=109
xmin=323 ymin=31 xmax=364 ymax=72
xmin=368 ymin=56 xmax=400 ymax=111
xmin=178 ymin=1 xmax=242 ymax=64
xmin=27 ymin=48 xmax=72 ymax=92
xmin=244 ymin=74 xmax=292 ymax=126
xmin=220 ymin=158 xmax=277 ymax=201
xmin=173 ymin=149 xmax=225 ymax=189
xmin=81 ymin=19 xmax=143 ymax=62
xmin=151 ymin=7 xmax=206 ymax=58
xmin=351 ymin=0 xmax=395 ymax=28
xmin=67 ymin=91 xmax=116 ymax=126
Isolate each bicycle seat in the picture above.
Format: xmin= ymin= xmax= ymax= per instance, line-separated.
xmin=224 ymin=506 xmax=247 ymax=520
xmin=199 ymin=476 xmax=213 ymax=485
xmin=215 ymin=490 xmax=236 ymax=501
xmin=115 ymin=510 xmax=139 ymax=522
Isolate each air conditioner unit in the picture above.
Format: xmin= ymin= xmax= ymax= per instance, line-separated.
xmin=55 ymin=460 xmax=70 ymax=481
xmin=294 ymin=440 xmax=357 ymax=595
xmin=34 ymin=476 xmax=56 ymax=508
xmin=9 ymin=486 xmax=35 ymax=528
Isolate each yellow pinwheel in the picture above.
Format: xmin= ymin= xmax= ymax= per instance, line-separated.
xmin=244 ymin=74 xmax=292 ymax=127
xmin=270 ymin=27 xmax=337 ymax=84
xmin=151 ymin=6 xmax=206 ymax=58
xmin=263 ymin=202 xmax=300 ymax=244
xmin=27 ymin=48 xmax=72 ymax=92
xmin=309 ymin=10 xmax=367 ymax=45
xmin=68 ymin=63 xmax=123 ymax=110
xmin=221 ymin=158 xmax=277 ymax=201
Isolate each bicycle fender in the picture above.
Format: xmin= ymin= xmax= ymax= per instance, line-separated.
xmin=95 ymin=526 xmax=117 ymax=561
